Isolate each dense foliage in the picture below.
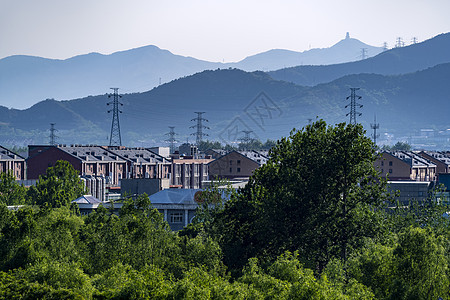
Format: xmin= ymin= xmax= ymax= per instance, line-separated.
xmin=0 ymin=121 xmax=449 ymax=299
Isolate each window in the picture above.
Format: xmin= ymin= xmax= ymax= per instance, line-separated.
xmin=229 ymin=160 xmax=233 ymax=166
xmin=389 ymin=169 xmax=393 ymax=173
xmin=381 ymin=161 xmax=384 ymax=166
xmin=237 ymin=167 xmax=241 ymax=173
xmin=170 ymin=212 xmax=183 ymax=223
xmin=389 ymin=161 xmax=393 ymax=166
xmin=237 ymin=160 xmax=241 ymax=165
xmin=229 ymin=167 xmax=232 ymax=173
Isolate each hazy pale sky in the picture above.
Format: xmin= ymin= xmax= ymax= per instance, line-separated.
xmin=1 ymin=0 xmax=449 ymax=62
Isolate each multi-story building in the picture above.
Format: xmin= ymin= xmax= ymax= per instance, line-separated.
xmin=0 ymin=146 xmax=26 ymax=180
xmin=208 ymin=150 xmax=268 ymax=180
xmin=171 ymin=156 xmax=213 ymax=189
xmin=417 ymin=151 xmax=450 ymax=177
xmin=27 ymin=145 xmax=128 ymax=186
xmin=106 ymin=147 xmax=171 ymax=180
xmin=374 ymin=151 xmax=436 ymax=181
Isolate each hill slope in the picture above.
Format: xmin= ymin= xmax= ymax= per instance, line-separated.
xmin=0 ymin=65 xmax=449 ymax=148
xmin=269 ymin=32 xmax=450 ymax=86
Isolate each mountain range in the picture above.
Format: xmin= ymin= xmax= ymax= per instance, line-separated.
xmin=0 ymin=32 xmax=449 ymax=149
xmin=0 ymin=33 xmax=381 ymax=109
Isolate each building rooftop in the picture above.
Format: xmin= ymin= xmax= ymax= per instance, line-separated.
xmin=0 ymin=146 xmax=25 ymax=160
xmin=58 ymin=145 xmax=127 ymax=162
xmin=107 ymin=147 xmax=169 ymax=164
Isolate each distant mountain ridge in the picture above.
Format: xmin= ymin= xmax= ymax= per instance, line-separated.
xmin=269 ymin=32 xmax=450 ymax=86
xmin=229 ymin=34 xmax=383 ymax=71
xmin=0 ymin=34 xmax=381 ymax=109
xmin=1 ymin=63 xmax=449 ymax=148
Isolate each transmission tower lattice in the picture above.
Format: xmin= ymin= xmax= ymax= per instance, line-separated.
xmin=395 ymin=37 xmax=404 ymax=48
xmin=345 ymin=88 xmax=363 ymax=125
xmin=107 ymin=88 xmax=123 ymax=146
xmin=190 ymin=112 xmax=209 ymax=145
xmin=49 ymin=123 xmax=58 ymax=145
xmin=165 ymin=126 xmax=177 ymax=154
xmin=382 ymin=42 xmax=388 ymax=51
xmin=370 ymin=115 xmax=380 ymax=146
xmin=361 ymin=48 xmax=368 ymax=60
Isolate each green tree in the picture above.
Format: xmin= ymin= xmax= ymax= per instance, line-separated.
xmin=27 ymin=160 xmax=86 ymax=207
xmin=216 ymin=120 xmax=389 ymax=273
xmin=0 ymin=171 xmax=27 ymax=205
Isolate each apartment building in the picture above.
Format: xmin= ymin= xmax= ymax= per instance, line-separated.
xmin=171 ymin=156 xmax=213 ymax=189
xmin=374 ymin=151 xmax=436 ymax=181
xmin=0 ymin=146 xmax=26 ymax=180
xmin=208 ymin=150 xmax=268 ymax=180
xmin=27 ymin=145 xmax=128 ymax=185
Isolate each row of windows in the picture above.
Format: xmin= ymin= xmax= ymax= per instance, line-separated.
xmin=381 ymin=169 xmax=393 ymax=173
xmin=230 ymin=167 xmax=241 ymax=173
xmin=229 ymin=160 xmax=241 ymax=166
xmin=381 ymin=161 xmax=393 ymax=166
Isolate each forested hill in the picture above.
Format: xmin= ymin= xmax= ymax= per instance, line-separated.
xmin=1 ymin=64 xmax=450 ymax=147
xmin=269 ymin=32 xmax=450 ymax=86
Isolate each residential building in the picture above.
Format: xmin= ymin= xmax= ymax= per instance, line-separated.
xmin=106 ymin=147 xmax=171 ymax=180
xmin=171 ymin=156 xmax=213 ymax=189
xmin=417 ymin=151 xmax=450 ymax=177
xmin=386 ymin=181 xmax=431 ymax=205
xmin=27 ymin=145 xmax=128 ymax=186
xmin=208 ymin=150 xmax=268 ymax=180
xmin=374 ymin=151 xmax=436 ymax=181
xmin=0 ymin=146 xmax=26 ymax=180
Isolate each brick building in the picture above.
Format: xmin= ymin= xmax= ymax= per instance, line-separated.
xmin=374 ymin=151 xmax=436 ymax=181
xmin=27 ymin=145 xmax=128 ymax=185
xmin=208 ymin=150 xmax=268 ymax=180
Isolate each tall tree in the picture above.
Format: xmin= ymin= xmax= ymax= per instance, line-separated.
xmin=27 ymin=160 xmax=86 ymax=207
xmin=0 ymin=171 xmax=27 ymax=205
xmin=216 ymin=120 xmax=389 ymax=273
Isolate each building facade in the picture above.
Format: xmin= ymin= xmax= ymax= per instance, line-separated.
xmin=0 ymin=146 xmax=26 ymax=180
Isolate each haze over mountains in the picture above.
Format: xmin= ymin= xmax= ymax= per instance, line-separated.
xmin=0 ymin=32 xmax=449 ymax=149
xmin=0 ymin=33 xmax=381 ymax=109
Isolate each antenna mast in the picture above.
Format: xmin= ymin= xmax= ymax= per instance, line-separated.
xmin=370 ymin=115 xmax=380 ymax=146
xmin=107 ymin=88 xmax=123 ymax=146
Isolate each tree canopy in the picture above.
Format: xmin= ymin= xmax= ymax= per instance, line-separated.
xmin=215 ymin=120 xmax=390 ymax=272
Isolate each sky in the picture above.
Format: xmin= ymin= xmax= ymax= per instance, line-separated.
xmin=1 ymin=0 xmax=450 ymax=63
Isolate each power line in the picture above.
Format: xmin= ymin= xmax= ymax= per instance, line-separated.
xmin=190 ymin=112 xmax=209 ymax=145
xmin=49 ymin=123 xmax=58 ymax=145
xmin=345 ymin=88 xmax=363 ymax=125
xmin=370 ymin=114 xmax=380 ymax=146
xmin=107 ymin=88 xmax=123 ymax=146
xmin=165 ymin=126 xmax=177 ymax=154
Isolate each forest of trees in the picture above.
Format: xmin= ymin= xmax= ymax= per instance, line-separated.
xmin=0 ymin=121 xmax=449 ymax=299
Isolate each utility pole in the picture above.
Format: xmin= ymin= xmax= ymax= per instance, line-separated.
xmin=370 ymin=115 xmax=380 ymax=146
xmin=107 ymin=88 xmax=123 ymax=146
xmin=49 ymin=123 xmax=58 ymax=145
xmin=361 ymin=48 xmax=368 ymax=60
xmin=165 ymin=126 xmax=177 ymax=154
xmin=190 ymin=112 xmax=209 ymax=145
xmin=345 ymin=88 xmax=363 ymax=125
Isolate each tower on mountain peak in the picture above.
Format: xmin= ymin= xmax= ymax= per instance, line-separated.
xmin=346 ymin=32 xmax=350 ymax=39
